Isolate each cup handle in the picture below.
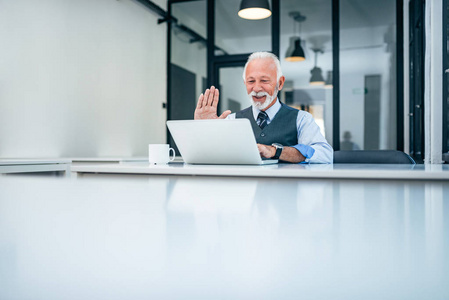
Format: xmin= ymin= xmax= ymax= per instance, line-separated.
xmin=169 ymin=148 xmax=176 ymax=162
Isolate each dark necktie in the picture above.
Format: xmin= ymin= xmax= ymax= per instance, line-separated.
xmin=257 ymin=111 xmax=269 ymax=129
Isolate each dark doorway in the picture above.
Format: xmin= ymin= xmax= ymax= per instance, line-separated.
xmin=364 ymin=75 xmax=381 ymax=150
xmin=168 ymin=63 xmax=196 ymax=154
xmin=409 ymin=0 xmax=425 ymax=163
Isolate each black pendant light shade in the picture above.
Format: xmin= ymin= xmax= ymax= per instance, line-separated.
xmin=285 ymin=12 xmax=306 ymax=62
xmin=285 ymin=37 xmax=306 ymax=62
xmin=238 ymin=0 xmax=272 ymax=20
xmin=310 ymin=67 xmax=325 ymax=85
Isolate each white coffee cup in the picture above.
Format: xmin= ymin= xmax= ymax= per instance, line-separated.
xmin=148 ymin=144 xmax=175 ymax=165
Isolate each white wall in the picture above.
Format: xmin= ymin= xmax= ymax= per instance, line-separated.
xmin=0 ymin=0 xmax=167 ymax=158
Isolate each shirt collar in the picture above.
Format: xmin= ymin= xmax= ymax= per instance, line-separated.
xmin=252 ymin=98 xmax=281 ymax=121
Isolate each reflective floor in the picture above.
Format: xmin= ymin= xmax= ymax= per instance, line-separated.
xmin=0 ymin=175 xmax=448 ymax=299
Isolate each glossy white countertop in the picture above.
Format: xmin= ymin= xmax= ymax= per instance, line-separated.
xmin=70 ymin=156 xmax=149 ymax=163
xmin=0 ymin=158 xmax=72 ymax=175
xmin=71 ymin=162 xmax=449 ymax=180
xmin=0 ymin=157 xmax=147 ymax=165
xmin=0 ymin=175 xmax=448 ymax=299
xmin=0 ymin=158 xmax=71 ymax=165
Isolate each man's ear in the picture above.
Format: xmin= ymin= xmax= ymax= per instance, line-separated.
xmin=278 ymin=76 xmax=286 ymax=90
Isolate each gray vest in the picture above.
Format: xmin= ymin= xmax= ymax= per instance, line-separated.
xmin=235 ymin=103 xmax=298 ymax=146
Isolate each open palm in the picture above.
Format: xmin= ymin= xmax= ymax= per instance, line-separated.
xmin=194 ymin=86 xmax=231 ymax=120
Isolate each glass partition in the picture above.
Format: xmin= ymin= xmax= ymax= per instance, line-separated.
xmin=280 ymin=0 xmax=333 ymax=144
xmin=219 ymin=67 xmax=247 ymax=114
xmin=340 ymin=0 xmax=397 ymax=150
xmin=171 ymin=0 xmax=207 ymax=104
xmin=169 ymin=0 xmax=208 ymax=153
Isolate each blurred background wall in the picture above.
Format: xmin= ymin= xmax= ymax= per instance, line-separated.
xmin=0 ymin=0 xmax=167 ymax=158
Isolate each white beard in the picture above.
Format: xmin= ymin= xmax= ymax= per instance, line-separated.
xmin=248 ymin=86 xmax=279 ymax=111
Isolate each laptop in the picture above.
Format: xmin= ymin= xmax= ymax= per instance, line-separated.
xmin=166 ymin=119 xmax=278 ymax=165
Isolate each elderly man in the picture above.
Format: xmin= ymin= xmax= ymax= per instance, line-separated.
xmin=194 ymin=51 xmax=333 ymax=164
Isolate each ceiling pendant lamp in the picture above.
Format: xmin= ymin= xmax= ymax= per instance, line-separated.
xmin=325 ymin=70 xmax=333 ymax=88
xmin=285 ymin=12 xmax=306 ymax=62
xmin=310 ymin=49 xmax=325 ymax=85
xmin=238 ymin=0 xmax=272 ymax=20
xmin=310 ymin=67 xmax=325 ymax=85
xmin=285 ymin=37 xmax=306 ymax=62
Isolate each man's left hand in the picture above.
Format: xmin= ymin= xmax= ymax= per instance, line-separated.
xmin=257 ymin=144 xmax=307 ymax=163
xmin=257 ymin=144 xmax=275 ymax=159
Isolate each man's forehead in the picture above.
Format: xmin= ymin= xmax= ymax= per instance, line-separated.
xmin=248 ymin=57 xmax=275 ymax=67
xmin=246 ymin=58 xmax=277 ymax=75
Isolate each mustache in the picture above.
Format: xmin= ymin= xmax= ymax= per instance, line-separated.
xmin=249 ymin=91 xmax=270 ymax=97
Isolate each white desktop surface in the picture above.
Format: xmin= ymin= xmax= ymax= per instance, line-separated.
xmin=0 ymin=175 xmax=448 ymax=299
xmin=70 ymin=157 xmax=149 ymax=164
xmin=71 ymin=162 xmax=449 ymax=180
xmin=0 ymin=158 xmax=71 ymax=175
xmin=0 ymin=158 xmax=72 ymax=165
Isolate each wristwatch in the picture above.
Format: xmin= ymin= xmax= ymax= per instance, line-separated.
xmin=271 ymin=143 xmax=284 ymax=159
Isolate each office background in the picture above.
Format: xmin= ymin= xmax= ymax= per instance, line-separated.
xmin=0 ymin=0 xmax=167 ymax=158
xmin=0 ymin=0 xmax=446 ymax=163
xmin=1 ymin=2 xmax=448 ymax=298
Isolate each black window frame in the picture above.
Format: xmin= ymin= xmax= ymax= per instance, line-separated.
xmin=443 ymin=0 xmax=449 ymax=162
xmin=409 ymin=0 xmax=425 ymax=163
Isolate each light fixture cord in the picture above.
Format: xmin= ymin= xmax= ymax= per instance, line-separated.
xmin=293 ymin=16 xmax=297 ymax=37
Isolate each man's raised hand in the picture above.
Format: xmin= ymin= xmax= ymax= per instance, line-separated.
xmin=194 ymin=86 xmax=231 ymax=120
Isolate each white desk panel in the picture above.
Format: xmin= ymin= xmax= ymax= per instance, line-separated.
xmin=70 ymin=157 xmax=149 ymax=164
xmin=0 ymin=158 xmax=72 ymax=165
xmin=0 ymin=159 xmax=71 ymax=175
xmin=0 ymin=176 xmax=448 ymax=300
xmin=71 ymin=162 xmax=449 ymax=180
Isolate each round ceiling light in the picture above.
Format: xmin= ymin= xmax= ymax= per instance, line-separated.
xmin=238 ymin=0 xmax=272 ymax=20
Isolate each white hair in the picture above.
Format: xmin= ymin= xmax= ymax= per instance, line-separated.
xmin=242 ymin=52 xmax=283 ymax=82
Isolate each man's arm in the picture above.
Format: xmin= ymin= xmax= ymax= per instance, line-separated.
xmin=295 ymin=112 xmax=333 ymax=163
xmin=194 ymin=86 xmax=231 ymax=120
xmin=258 ymin=144 xmax=306 ymax=163
xmin=258 ymin=112 xmax=333 ymax=164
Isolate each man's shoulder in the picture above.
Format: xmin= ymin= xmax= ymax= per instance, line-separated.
xmin=280 ymin=103 xmax=314 ymax=121
xmin=281 ymin=103 xmax=299 ymax=112
xmin=282 ymin=103 xmax=309 ymax=113
xmin=280 ymin=103 xmax=307 ymax=117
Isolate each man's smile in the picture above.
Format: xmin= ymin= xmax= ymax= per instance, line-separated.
xmin=253 ymin=95 xmax=266 ymax=101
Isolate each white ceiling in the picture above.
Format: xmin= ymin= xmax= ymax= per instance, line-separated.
xmin=172 ymin=0 xmax=395 ymax=40
xmin=171 ymin=0 xmax=397 ymax=88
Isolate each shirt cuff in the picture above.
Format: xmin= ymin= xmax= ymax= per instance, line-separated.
xmin=292 ymin=144 xmax=315 ymax=161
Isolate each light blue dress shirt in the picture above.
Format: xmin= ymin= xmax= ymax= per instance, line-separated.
xmin=227 ymin=99 xmax=334 ymax=163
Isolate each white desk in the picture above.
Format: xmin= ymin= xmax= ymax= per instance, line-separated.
xmin=0 ymin=159 xmax=71 ymax=176
xmin=70 ymin=157 xmax=149 ymax=164
xmin=71 ymin=162 xmax=449 ymax=181
xmin=70 ymin=156 xmax=184 ymax=166
xmin=0 ymin=175 xmax=448 ymax=299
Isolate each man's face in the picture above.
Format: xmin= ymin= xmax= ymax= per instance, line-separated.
xmin=244 ymin=58 xmax=284 ymax=111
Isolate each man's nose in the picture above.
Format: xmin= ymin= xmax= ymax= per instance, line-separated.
xmin=253 ymin=82 xmax=263 ymax=92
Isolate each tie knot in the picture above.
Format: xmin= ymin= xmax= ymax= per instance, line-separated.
xmin=257 ymin=111 xmax=269 ymax=129
xmin=258 ymin=111 xmax=268 ymax=119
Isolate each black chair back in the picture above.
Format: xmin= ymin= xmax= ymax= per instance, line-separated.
xmin=333 ymin=150 xmax=416 ymax=164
